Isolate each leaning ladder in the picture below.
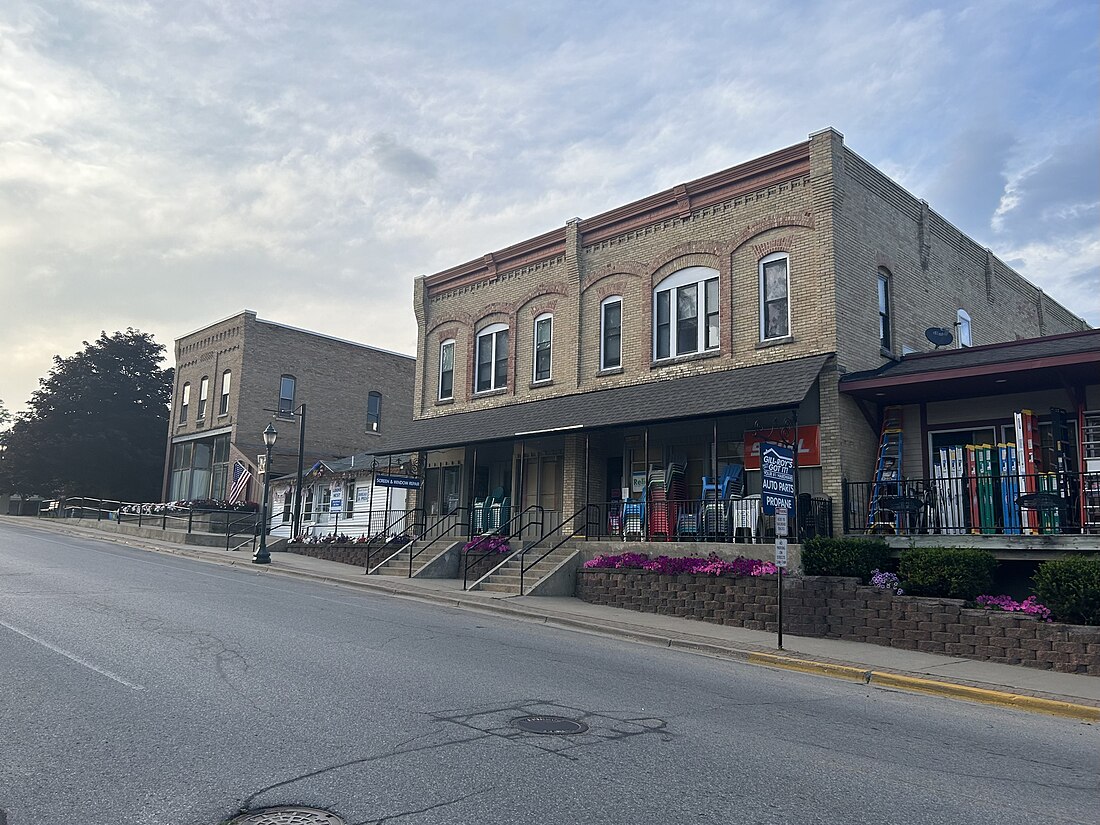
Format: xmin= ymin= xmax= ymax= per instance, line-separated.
xmin=867 ymin=407 xmax=904 ymax=531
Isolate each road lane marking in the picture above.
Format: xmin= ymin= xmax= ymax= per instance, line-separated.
xmin=0 ymin=618 xmax=145 ymax=691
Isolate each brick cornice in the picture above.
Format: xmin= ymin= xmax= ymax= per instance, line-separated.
xmin=424 ymin=140 xmax=811 ymax=298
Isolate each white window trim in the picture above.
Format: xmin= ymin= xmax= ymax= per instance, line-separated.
xmin=180 ymin=382 xmax=190 ymax=423
xmin=438 ymin=339 xmax=455 ymax=401
xmin=475 ymin=323 xmax=509 ymax=393
xmin=532 ymin=313 xmax=553 ymax=383
xmin=652 ymin=266 xmax=720 ymax=360
xmin=219 ymin=370 xmax=231 ymax=415
xmin=956 ymin=309 xmax=972 ymax=348
xmin=197 ymin=376 xmax=209 ymax=420
xmin=759 ymin=252 xmax=791 ymax=342
xmin=600 ymin=295 xmax=623 ymax=370
xmin=279 ymin=375 xmax=296 ymax=415
xmin=367 ymin=391 xmax=382 ymax=431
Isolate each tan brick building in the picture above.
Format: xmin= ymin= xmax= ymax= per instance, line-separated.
xmin=163 ymin=311 xmax=414 ymax=504
xmin=388 ymin=129 xmax=1086 ymax=540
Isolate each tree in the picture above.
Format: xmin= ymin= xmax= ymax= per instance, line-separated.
xmin=0 ymin=330 xmax=173 ymax=501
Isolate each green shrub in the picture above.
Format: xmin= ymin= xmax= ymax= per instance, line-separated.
xmin=802 ymin=537 xmax=892 ymax=583
xmin=1033 ymin=555 xmax=1100 ymax=626
xmin=898 ymin=546 xmax=996 ymax=600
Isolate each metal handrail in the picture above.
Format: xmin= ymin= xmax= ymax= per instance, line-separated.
xmin=361 ymin=508 xmax=425 ymax=573
xmin=225 ymin=510 xmax=261 ymax=553
xmin=409 ymin=506 xmax=473 ymax=577
xmin=463 ymin=505 xmax=546 ymax=590
xmin=519 ymin=504 xmax=598 ymax=596
xmin=367 ymin=507 xmax=457 ymax=575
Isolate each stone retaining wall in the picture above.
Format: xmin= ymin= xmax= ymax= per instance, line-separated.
xmin=288 ymin=542 xmax=376 ymax=567
xmin=576 ymin=570 xmax=1100 ymax=675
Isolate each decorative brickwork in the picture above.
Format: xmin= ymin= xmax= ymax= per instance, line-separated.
xmin=576 ymin=570 xmax=1100 ymax=675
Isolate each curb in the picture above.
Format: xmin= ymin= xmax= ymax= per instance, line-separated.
xmin=747 ymin=652 xmax=1100 ymax=722
xmin=9 ymin=517 xmax=1100 ymax=722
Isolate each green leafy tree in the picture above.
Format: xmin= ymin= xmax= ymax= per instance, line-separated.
xmin=0 ymin=330 xmax=173 ymax=501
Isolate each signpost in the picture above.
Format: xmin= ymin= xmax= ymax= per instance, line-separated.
xmin=774 ymin=505 xmax=788 ymax=650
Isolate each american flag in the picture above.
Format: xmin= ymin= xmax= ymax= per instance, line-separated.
xmin=228 ymin=460 xmax=252 ymax=504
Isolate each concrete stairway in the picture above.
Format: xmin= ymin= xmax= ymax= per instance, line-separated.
xmin=369 ymin=539 xmax=450 ymax=577
xmin=470 ymin=542 xmax=582 ymax=594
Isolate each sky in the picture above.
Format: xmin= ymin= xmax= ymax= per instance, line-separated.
xmin=1 ymin=0 xmax=1097 ymax=414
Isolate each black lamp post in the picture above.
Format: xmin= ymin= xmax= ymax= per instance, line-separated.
xmin=253 ymin=423 xmax=277 ymax=565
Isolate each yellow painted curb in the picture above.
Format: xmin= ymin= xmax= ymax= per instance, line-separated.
xmin=748 ymin=652 xmax=1100 ymax=722
xmin=869 ymin=672 xmax=1100 ymax=721
xmin=748 ymin=652 xmax=871 ymax=682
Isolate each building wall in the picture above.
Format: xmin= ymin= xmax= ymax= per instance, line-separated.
xmin=826 ymin=131 xmax=1087 ymax=487
xmin=414 ymin=142 xmax=833 ymax=422
xmin=165 ymin=311 xmax=415 ymax=500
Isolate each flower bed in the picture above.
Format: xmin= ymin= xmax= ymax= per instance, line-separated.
xmin=576 ymin=569 xmax=1100 ymax=674
xmin=584 ymin=551 xmax=777 ymax=577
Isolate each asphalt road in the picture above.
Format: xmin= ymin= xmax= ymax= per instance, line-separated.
xmin=0 ymin=521 xmax=1096 ymax=825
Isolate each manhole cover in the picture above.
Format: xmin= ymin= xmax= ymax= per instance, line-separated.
xmin=511 ymin=715 xmax=589 ymax=735
xmin=227 ymin=807 xmax=346 ymax=825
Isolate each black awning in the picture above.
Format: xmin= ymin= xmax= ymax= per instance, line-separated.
xmin=381 ymin=353 xmax=831 ymax=453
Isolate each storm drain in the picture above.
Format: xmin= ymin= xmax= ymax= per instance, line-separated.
xmin=511 ymin=715 xmax=589 ymax=735
xmin=227 ymin=807 xmax=346 ymax=825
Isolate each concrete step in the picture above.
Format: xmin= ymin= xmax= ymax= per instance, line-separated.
xmin=478 ymin=582 xmax=521 ymax=593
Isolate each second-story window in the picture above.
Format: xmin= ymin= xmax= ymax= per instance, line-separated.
xmin=279 ymin=375 xmax=296 ymax=415
xmin=219 ymin=370 xmax=232 ymax=416
xmin=475 ymin=323 xmax=508 ymax=393
xmin=601 ymin=296 xmax=622 ymax=370
xmin=533 ymin=314 xmax=552 ymax=382
xmin=878 ymin=270 xmax=892 ymax=352
xmin=197 ymin=376 xmax=209 ymax=420
xmin=956 ymin=309 xmax=972 ymax=347
xmin=759 ymin=253 xmax=790 ymax=341
xmin=654 ymin=266 xmax=719 ymax=359
xmin=438 ymin=339 xmax=455 ymax=401
xmin=367 ymin=391 xmax=382 ymax=431
xmin=179 ymin=382 xmax=190 ymax=424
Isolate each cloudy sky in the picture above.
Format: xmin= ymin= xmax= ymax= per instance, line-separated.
xmin=1 ymin=0 xmax=1097 ymax=412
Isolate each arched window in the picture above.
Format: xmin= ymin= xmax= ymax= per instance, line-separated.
xmin=759 ymin=253 xmax=790 ymax=341
xmin=956 ymin=309 xmax=972 ymax=348
xmin=533 ymin=313 xmax=553 ymax=382
xmin=654 ymin=266 xmax=719 ymax=359
xmin=367 ymin=391 xmax=382 ymax=431
xmin=218 ymin=370 xmax=232 ymax=416
xmin=438 ymin=339 xmax=455 ymax=401
xmin=475 ymin=323 xmax=509 ymax=392
xmin=878 ymin=269 xmax=892 ymax=352
xmin=600 ymin=296 xmax=622 ymax=370
xmin=179 ymin=382 xmax=191 ymax=424
xmin=197 ymin=376 xmax=209 ymax=420
xmin=279 ymin=375 xmax=296 ymax=415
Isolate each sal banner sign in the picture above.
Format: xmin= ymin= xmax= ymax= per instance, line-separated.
xmin=760 ymin=442 xmax=794 ymax=515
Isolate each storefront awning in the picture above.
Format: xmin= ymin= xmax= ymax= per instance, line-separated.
xmin=382 ymin=353 xmax=831 ymax=453
xmin=840 ymin=330 xmax=1098 ymax=404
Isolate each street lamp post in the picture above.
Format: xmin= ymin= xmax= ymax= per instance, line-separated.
xmin=291 ymin=403 xmax=306 ymax=539
xmin=253 ymin=423 xmax=278 ymax=565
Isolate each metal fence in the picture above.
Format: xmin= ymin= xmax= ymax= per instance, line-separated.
xmin=843 ymin=471 xmax=1100 ymax=536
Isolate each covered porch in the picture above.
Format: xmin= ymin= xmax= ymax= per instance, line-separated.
xmin=391 ymin=354 xmax=834 ymax=547
xmin=839 ymin=329 xmax=1100 ymax=555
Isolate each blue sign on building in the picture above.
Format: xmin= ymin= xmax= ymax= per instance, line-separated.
xmin=760 ymin=442 xmax=794 ymax=515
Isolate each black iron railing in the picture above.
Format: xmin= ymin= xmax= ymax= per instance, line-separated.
xmin=462 ymin=506 xmax=546 ymax=589
xmin=843 ymin=471 xmax=1100 ymax=536
xmin=518 ymin=504 xmax=598 ymax=595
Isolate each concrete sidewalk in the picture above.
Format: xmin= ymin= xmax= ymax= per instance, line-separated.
xmin=6 ymin=515 xmax=1099 ymax=720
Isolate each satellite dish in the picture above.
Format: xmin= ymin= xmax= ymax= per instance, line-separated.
xmin=925 ymin=327 xmax=953 ymax=348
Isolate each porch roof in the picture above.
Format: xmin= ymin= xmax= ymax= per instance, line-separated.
xmin=839 ymin=329 xmax=1099 ymax=404
xmin=382 ymin=353 xmax=831 ymax=453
